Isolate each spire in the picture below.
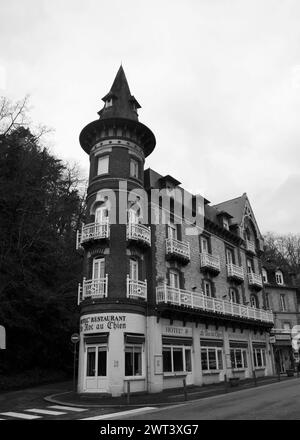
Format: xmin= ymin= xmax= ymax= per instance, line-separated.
xmin=98 ymin=66 xmax=141 ymax=121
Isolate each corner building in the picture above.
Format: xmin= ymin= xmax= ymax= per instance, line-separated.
xmin=77 ymin=67 xmax=274 ymax=396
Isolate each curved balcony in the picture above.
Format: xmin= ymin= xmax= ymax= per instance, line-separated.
xmin=78 ymin=275 xmax=108 ymax=304
xmin=76 ymin=220 xmax=110 ymax=249
xmin=156 ymin=284 xmax=274 ymax=324
xmin=200 ymin=252 xmax=221 ymax=275
xmin=126 ymin=223 xmax=151 ymax=247
xmin=166 ymin=237 xmax=190 ymax=263
xmin=248 ymin=272 xmax=263 ymax=290
xmin=227 ymin=263 xmax=244 ymax=283
xmin=126 ymin=276 xmax=147 ymax=300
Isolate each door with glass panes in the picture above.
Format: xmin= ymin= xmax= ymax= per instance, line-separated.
xmin=85 ymin=344 xmax=108 ymax=391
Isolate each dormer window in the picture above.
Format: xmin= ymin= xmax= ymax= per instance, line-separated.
xmin=223 ymin=218 xmax=229 ymax=230
xmin=105 ymin=98 xmax=113 ymax=108
xmin=275 ymin=270 xmax=284 ymax=285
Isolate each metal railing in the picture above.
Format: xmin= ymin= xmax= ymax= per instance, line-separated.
xmin=76 ymin=219 xmax=110 ymax=249
xmin=126 ymin=223 xmax=151 ymax=246
xmin=200 ymin=252 xmax=221 ymax=272
xmin=126 ymin=276 xmax=147 ymax=300
xmin=227 ymin=263 xmax=244 ymax=281
xmin=156 ymin=283 xmax=274 ymax=324
xmin=78 ymin=275 xmax=108 ymax=304
xmin=248 ymin=272 xmax=263 ymax=288
xmin=166 ymin=237 xmax=190 ymax=260
xmin=246 ymin=239 xmax=256 ymax=254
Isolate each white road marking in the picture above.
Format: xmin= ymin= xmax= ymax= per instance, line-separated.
xmin=48 ymin=405 xmax=87 ymax=412
xmin=0 ymin=412 xmax=41 ymax=420
xmin=80 ymin=407 xmax=156 ymax=420
xmin=26 ymin=409 xmax=66 ymax=416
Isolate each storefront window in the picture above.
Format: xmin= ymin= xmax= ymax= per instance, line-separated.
xmin=125 ymin=345 xmax=142 ymax=376
xmin=97 ymin=347 xmax=107 ymax=376
xmin=201 ymin=347 xmax=223 ymax=371
xmin=253 ymin=348 xmax=266 ymax=368
xmin=87 ymin=347 xmax=96 ymax=376
xmin=162 ymin=345 xmax=192 ymax=373
xmin=86 ymin=345 xmax=107 ymax=377
xmin=230 ymin=348 xmax=248 ymax=369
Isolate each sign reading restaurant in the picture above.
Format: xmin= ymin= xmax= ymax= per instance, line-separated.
xmin=80 ymin=314 xmax=127 ymax=333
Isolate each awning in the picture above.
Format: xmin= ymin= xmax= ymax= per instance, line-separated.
xmin=229 ymin=340 xmax=248 ymax=348
xmin=84 ymin=333 xmax=109 ymax=344
xmin=200 ymin=338 xmax=223 ymax=347
xmin=125 ymin=333 xmax=145 ymax=344
xmin=252 ymin=342 xmax=266 ymax=348
xmin=162 ymin=336 xmax=193 ymax=346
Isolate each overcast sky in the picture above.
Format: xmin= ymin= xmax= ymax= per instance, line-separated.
xmin=1 ymin=0 xmax=300 ymax=234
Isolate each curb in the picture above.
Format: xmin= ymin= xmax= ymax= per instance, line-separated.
xmin=44 ymin=376 xmax=298 ymax=409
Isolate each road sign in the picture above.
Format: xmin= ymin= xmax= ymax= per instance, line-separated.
xmin=269 ymin=336 xmax=276 ymax=344
xmin=71 ymin=333 xmax=80 ymax=344
xmin=0 ymin=325 xmax=6 ymax=349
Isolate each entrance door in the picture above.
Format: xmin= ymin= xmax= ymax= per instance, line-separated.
xmin=184 ymin=346 xmax=193 ymax=385
xmin=85 ymin=345 xmax=108 ymax=391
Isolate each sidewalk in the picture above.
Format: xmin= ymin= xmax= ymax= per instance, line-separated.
xmin=45 ymin=374 xmax=299 ymax=408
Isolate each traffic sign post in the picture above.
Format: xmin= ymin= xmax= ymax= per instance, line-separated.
xmin=71 ymin=333 xmax=80 ymax=392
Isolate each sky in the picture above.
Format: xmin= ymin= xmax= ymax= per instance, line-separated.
xmin=1 ymin=0 xmax=300 ymax=234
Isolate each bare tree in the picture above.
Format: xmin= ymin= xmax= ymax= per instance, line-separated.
xmin=264 ymin=232 xmax=300 ymax=273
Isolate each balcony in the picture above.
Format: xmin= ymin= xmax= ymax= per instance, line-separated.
xmin=156 ymin=284 xmax=274 ymax=324
xmin=76 ymin=220 xmax=109 ymax=249
xmin=270 ymin=328 xmax=292 ymax=342
xmin=166 ymin=238 xmax=190 ymax=263
xmin=227 ymin=263 xmax=244 ymax=283
xmin=78 ymin=275 xmax=108 ymax=304
xmin=200 ymin=253 xmax=221 ymax=275
xmin=246 ymin=240 xmax=256 ymax=255
xmin=248 ymin=272 xmax=263 ymax=290
xmin=126 ymin=276 xmax=147 ymax=300
xmin=126 ymin=223 xmax=151 ymax=247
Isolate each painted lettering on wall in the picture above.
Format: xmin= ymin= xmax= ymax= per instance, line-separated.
xmin=80 ymin=314 xmax=127 ymax=333
xmin=162 ymin=325 xmax=192 ymax=337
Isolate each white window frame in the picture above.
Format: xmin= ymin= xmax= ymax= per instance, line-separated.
xmin=95 ymin=206 xmax=108 ymax=223
xmin=129 ymin=258 xmax=139 ymax=281
xmin=169 ymin=269 xmax=180 ymax=289
xmin=276 ymin=270 xmax=284 ymax=285
xmin=92 ymin=257 xmax=105 ymax=280
xmin=162 ymin=345 xmax=192 ymax=374
xmin=168 ymin=222 xmax=177 ymax=240
xmin=230 ymin=348 xmax=248 ymax=369
xmin=253 ymin=348 xmax=266 ymax=368
xmin=97 ymin=155 xmax=109 ymax=175
xmin=201 ymin=346 xmax=223 ymax=372
xmin=262 ymin=268 xmax=268 ymax=284
xmin=105 ymin=98 xmax=112 ymax=108
xmin=229 ymin=288 xmax=239 ymax=304
xmin=280 ymin=294 xmax=286 ymax=312
xmin=124 ymin=344 xmax=144 ymax=378
xmin=250 ymin=294 xmax=258 ymax=308
xmin=85 ymin=344 xmax=108 ymax=377
xmin=203 ymin=280 xmax=212 ymax=297
xmin=226 ymin=248 xmax=234 ymax=265
xmin=223 ymin=218 xmax=229 ymax=230
xmin=201 ymin=236 xmax=209 ymax=253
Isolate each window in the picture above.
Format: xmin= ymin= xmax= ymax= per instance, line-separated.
xmin=169 ymin=269 xmax=180 ymax=289
xmin=95 ymin=206 xmax=108 ymax=223
xmin=167 ymin=222 xmax=177 ymax=240
xmin=86 ymin=345 xmax=107 ymax=377
xmin=129 ymin=258 xmax=138 ymax=281
xmin=92 ymin=257 xmax=105 ymax=280
xmin=265 ymin=293 xmax=270 ymax=309
xmin=250 ymin=294 xmax=258 ymax=308
xmin=125 ymin=345 xmax=142 ymax=376
xmin=201 ymin=347 xmax=223 ymax=371
xmin=162 ymin=345 xmax=192 ymax=373
xmin=262 ymin=268 xmax=268 ymax=284
xmin=203 ymin=280 xmax=213 ymax=297
xmin=226 ymin=248 xmax=234 ymax=265
xmin=253 ymin=348 xmax=266 ymax=368
xmin=276 ymin=270 xmax=284 ymax=285
xmin=97 ymin=156 xmax=109 ymax=175
xmin=105 ymin=98 xmax=113 ymax=108
xmin=201 ymin=236 xmax=209 ymax=253
xmin=247 ymin=259 xmax=254 ymax=274
xmin=223 ymin=218 xmax=229 ymax=230
xmin=280 ymin=294 xmax=286 ymax=311
xmin=283 ymin=322 xmax=291 ymax=331
xmin=229 ymin=288 xmax=239 ymax=304
xmin=230 ymin=348 xmax=248 ymax=369
xmin=130 ymin=159 xmax=139 ymax=179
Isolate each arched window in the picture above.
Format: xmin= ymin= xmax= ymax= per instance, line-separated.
xmin=229 ymin=288 xmax=239 ymax=304
xmin=275 ymin=270 xmax=284 ymax=285
xmin=250 ymin=294 xmax=258 ymax=308
xmin=262 ymin=268 xmax=268 ymax=284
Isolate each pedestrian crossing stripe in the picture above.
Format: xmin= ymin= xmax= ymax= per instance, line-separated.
xmin=0 ymin=412 xmax=41 ymax=420
xmin=48 ymin=405 xmax=87 ymax=412
xmin=26 ymin=409 xmax=66 ymax=416
xmin=80 ymin=407 xmax=156 ymax=420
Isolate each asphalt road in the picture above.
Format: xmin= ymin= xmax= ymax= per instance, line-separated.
xmin=120 ymin=378 xmax=300 ymax=420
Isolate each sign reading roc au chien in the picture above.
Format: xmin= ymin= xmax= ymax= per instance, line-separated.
xmin=80 ymin=314 xmax=127 ymax=333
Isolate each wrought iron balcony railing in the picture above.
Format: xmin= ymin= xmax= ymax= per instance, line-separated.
xmin=126 ymin=223 xmax=151 ymax=246
xmin=166 ymin=237 xmax=190 ymax=261
xmin=78 ymin=275 xmax=108 ymax=304
xmin=76 ymin=220 xmax=110 ymax=249
xmin=156 ymin=283 xmax=274 ymax=324
xmin=126 ymin=276 xmax=147 ymax=300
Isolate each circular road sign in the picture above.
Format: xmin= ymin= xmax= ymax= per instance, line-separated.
xmin=71 ymin=333 xmax=80 ymax=344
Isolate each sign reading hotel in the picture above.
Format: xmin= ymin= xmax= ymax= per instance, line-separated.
xmin=80 ymin=314 xmax=127 ymax=333
xmin=162 ymin=325 xmax=192 ymax=337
